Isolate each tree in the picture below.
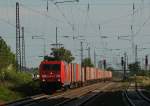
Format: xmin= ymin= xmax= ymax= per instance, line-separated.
xmin=0 ymin=37 xmax=15 ymax=70
xmin=128 ymin=62 xmax=141 ymax=74
xmin=45 ymin=47 xmax=74 ymax=63
xmin=106 ymin=67 xmax=114 ymax=71
xmin=82 ymin=58 xmax=94 ymax=67
xmin=0 ymin=37 xmax=16 ymax=82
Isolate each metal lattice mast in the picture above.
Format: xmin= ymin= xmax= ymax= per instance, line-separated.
xmin=131 ymin=3 xmax=135 ymax=63
xmin=22 ymin=27 xmax=26 ymax=71
xmin=16 ymin=2 xmax=21 ymax=71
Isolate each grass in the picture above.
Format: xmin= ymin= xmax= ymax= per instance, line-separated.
xmin=0 ymin=80 xmax=42 ymax=103
xmin=0 ymin=85 xmax=23 ymax=102
xmin=0 ymin=69 xmax=41 ymax=103
xmin=135 ymin=76 xmax=149 ymax=85
xmin=10 ymin=80 xmax=42 ymax=96
xmin=128 ymin=75 xmax=150 ymax=90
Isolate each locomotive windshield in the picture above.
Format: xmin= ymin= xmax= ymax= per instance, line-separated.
xmin=42 ymin=64 xmax=60 ymax=71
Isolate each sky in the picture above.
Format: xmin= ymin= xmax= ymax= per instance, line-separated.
xmin=0 ymin=0 xmax=150 ymax=69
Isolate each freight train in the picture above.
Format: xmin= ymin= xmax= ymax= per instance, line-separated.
xmin=39 ymin=60 xmax=112 ymax=92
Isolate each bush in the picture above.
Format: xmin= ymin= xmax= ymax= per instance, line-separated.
xmin=12 ymin=80 xmax=42 ymax=96
xmin=0 ymin=70 xmax=5 ymax=81
xmin=0 ymin=86 xmax=22 ymax=102
xmin=0 ymin=69 xmax=42 ymax=101
xmin=128 ymin=62 xmax=141 ymax=74
xmin=2 ymin=69 xmax=32 ymax=85
xmin=136 ymin=70 xmax=150 ymax=77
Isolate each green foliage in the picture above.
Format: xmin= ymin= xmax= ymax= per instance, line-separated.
xmin=136 ymin=70 xmax=150 ymax=77
xmin=128 ymin=62 xmax=141 ymax=74
xmin=82 ymin=58 xmax=94 ymax=67
xmin=106 ymin=67 xmax=114 ymax=71
xmin=0 ymin=37 xmax=16 ymax=70
xmin=11 ymin=79 xmax=41 ymax=97
xmin=45 ymin=47 xmax=75 ymax=63
xmin=0 ymin=69 xmax=42 ymax=102
xmin=0 ymin=69 xmax=32 ymax=85
xmin=0 ymin=86 xmax=22 ymax=102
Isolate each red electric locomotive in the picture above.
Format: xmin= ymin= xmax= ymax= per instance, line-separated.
xmin=39 ymin=60 xmax=112 ymax=92
xmin=39 ymin=61 xmax=70 ymax=91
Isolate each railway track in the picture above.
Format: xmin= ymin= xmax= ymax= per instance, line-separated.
xmin=5 ymin=82 xmax=113 ymax=106
xmin=123 ymin=82 xmax=150 ymax=106
xmin=54 ymin=83 xmax=112 ymax=106
xmin=54 ymin=90 xmax=104 ymax=106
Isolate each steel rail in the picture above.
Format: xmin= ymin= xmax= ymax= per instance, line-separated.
xmin=137 ymin=89 xmax=150 ymax=103
xmin=5 ymin=82 xmax=113 ymax=106
xmin=53 ymin=82 xmax=114 ymax=106
xmin=123 ymin=82 xmax=150 ymax=106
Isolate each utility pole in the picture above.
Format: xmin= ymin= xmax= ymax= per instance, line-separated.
xmin=44 ymin=39 xmax=46 ymax=56
xmin=123 ymin=52 xmax=127 ymax=80
xmin=131 ymin=25 xmax=135 ymax=63
xmin=16 ymin=2 xmax=21 ymax=71
xmin=51 ymin=27 xmax=63 ymax=50
xmin=121 ymin=56 xmax=124 ymax=71
xmin=72 ymin=24 xmax=75 ymax=40
xmin=47 ymin=0 xmax=49 ymax=12
xmin=88 ymin=47 xmax=91 ymax=59
xmin=80 ymin=42 xmax=83 ymax=65
xmin=56 ymin=27 xmax=58 ymax=48
xmin=103 ymin=59 xmax=106 ymax=69
xmin=94 ymin=49 xmax=96 ymax=67
xmin=135 ymin=45 xmax=138 ymax=63
xmin=145 ymin=55 xmax=148 ymax=70
xmin=80 ymin=41 xmax=83 ymax=86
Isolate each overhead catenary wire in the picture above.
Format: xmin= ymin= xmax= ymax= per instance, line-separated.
xmin=0 ymin=1 xmax=143 ymax=40
xmin=1 ymin=0 xmax=150 ymax=67
xmin=134 ymin=0 xmax=150 ymax=37
xmin=1 ymin=1 xmax=146 ymax=30
xmin=0 ymin=5 xmax=52 ymax=39
xmin=0 ymin=17 xmax=42 ymax=39
xmin=51 ymin=1 xmax=74 ymax=28
xmin=19 ymin=3 xmax=65 ymax=24
xmin=74 ymin=1 xmax=142 ymax=40
xmin=49 ymin=0 xmax=84 ymax=47
xmin=134 ymin=15 xmax=150 ymax=36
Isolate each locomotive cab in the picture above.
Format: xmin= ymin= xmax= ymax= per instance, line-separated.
xmin=40 ymin=63 xmax=61 ymax=82
xmin=39 ymin=61 xmax=63 ymax=90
